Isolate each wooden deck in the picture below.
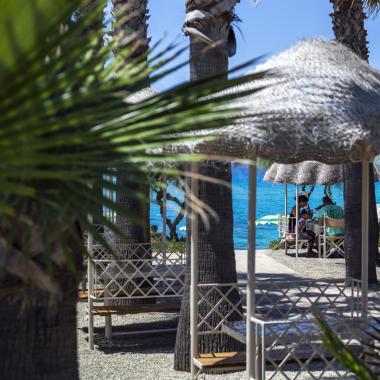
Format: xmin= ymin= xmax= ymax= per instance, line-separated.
xmin=91 ymin=302 xmax=181 ymax=316
xmin=194 ymin=352 xmax=245 ymax=370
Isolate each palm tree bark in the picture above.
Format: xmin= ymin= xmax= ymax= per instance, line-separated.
xmin=112 ymin=0 xmax=150 ymax=244
xmin=330 ymin=0 xmax=378 ymax=283
xmin=0 ymin=220 xmax=83 ymax=379
xmin=0 ymin=272 xmax=80 ymax=379
xmin=0 ymin=4 xmax=101 ymax=379
xmin=174 ymin=0 xmax=242 ymax=371
xmin=112 ymin=0 xmax=154 ymax=305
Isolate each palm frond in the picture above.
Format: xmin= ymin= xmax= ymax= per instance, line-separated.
xmin=361 ymin=0 xmax=380 ymax=14
xmin=315 ymin=313 xmax=377 ymax=380
xmin=0 ymin=0 xmax=266 ymax=291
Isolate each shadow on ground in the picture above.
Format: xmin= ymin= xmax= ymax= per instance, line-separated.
xmin=81 ymin=317 xmax=179 ymax=354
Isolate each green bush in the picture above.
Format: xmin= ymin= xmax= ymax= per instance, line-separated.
xmin=152 ymin=239 xmax=186 ymax=254
xmin=268 ymin=239 xmax=281 ymax=250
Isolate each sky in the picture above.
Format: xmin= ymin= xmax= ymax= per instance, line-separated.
xmin=148 ymin=0 xmax=380 ymax=91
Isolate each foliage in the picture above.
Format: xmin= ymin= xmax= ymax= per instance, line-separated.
xmin=152 ymin=239 xmax=186 ymax=255
xmin=0 ymin=0 xmax=266 ymax=291
xmin=361 ymin=0 xmax=380 ymax=14
xmin=150 ymin=165 xmax=186 ymax=241
xmin=316 ymin=313 xmax=380 ymax=380
xmin=268 ymin=239 xmax=281 ymax=249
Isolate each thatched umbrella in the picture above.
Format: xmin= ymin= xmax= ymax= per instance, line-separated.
xmin=375 ymin=156 xmax=380 ymax=179
xmin=264 ymin=161 xmax=343 ymax=256
xmin=175 ymin=39 xmax=380 ymax=379
xmin=264 ymin=161 xmax=343 ymax=185
xmin=176 ymin=39 xmax=380 ymax=162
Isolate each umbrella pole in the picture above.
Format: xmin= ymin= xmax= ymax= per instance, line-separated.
xmin=296 ymin=185 xmax=299 ymax=258
xmin=162 ymin=174 xmax=167 ymax=260
xmin=247 ymin=159 xmax=257 ymax=380
xmin=361 ymin=160 xmax=369 ymax=316
xmin=190 ymin=162 xmax=199 ymax=379
xmin=285 ymin=183 xmax=288 ymax=217
xmin=87 ymin=214 xmax=94 ymax=350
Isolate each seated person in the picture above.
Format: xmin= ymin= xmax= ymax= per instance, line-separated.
xmin=298 ymin=209 xmax=317 ymax=256
xmin=313 ymin=196 xmax=344 ymax=236
xmin=288 ymin=195 xmax=309 ymax=233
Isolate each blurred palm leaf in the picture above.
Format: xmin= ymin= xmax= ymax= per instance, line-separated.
xmin=316 ymin=313 xmax=379 ymax=380
xmin=361 ymin=0 xmax=380 ymax=14
xmin=0 ymin=0 xmax=265 ymax=292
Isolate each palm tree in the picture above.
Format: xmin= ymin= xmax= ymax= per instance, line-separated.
xmin=110 ymin=0 xmax=155 ymax=308
xmin=330 ymin=0 xmax=380 ymax=283
xmin=0 ymin=1 xmax=261 ymax=378
xmin=112 ymin=0 xmax=150 ymax=245
xmin=174 ymin=0 xmax=242 ymax=372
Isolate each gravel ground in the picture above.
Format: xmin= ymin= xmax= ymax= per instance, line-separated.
xmin=77 ymin=303 xmax=246 ymax=380
xmin=266 ymin=248 xmax=380 ymax=283
xmin=77 ymin=302 xmax=353 ymax=380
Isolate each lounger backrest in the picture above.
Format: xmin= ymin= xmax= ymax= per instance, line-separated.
xmin=89 ymin=241 xmax=186 ymax=301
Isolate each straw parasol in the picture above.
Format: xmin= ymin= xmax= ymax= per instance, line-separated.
xmin=264 ymin=161 xmax=343 ymax=185
xmin=173 ymin=39 xmax=380 ymax=163
xmin=375 ymin=156 xmax=380 ymax=179
xmin=180 ymin=39 xmax=380 ymax=379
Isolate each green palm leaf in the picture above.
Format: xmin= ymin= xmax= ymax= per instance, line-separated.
xmin=0 ymin=0 xmax=265 ymax=291
xmin=315 ymin=313 xmax=377 ymax=380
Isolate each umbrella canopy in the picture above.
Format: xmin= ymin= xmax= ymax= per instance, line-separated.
xmin=264 ymin=161 xmax=343 ymax=185
xmin=375 ymin=156 xmax=380 ymax=179
xmin=171 ymin=39 xmax=380 ymax=164
xmin=256 ymin=214 xmax=280 ymax=225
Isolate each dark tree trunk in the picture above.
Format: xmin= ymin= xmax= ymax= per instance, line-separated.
xmin=0 ymin=3 xmax=101 ymax=377
xmin=0 ymin=221 xmax=83 ymax=379
xmin=112 ymin=1 xmax=154 ymax=305
xmin=112 ymin=0 xmax=150 ymax=60
xmin=113 ymin=0 xmax=151 ymax=245
xmin=330 ymin=0 xmax=378 ymax=283
xmin=114 ymin=177 xmax=154 ymax=305
xmin=174 ymin=2 xmax=242 ymax=370
xmin=174 ymin=162 xmax=242 ymax=371
xmin=115 ymin=179 xmax=150 ymax=244
xmin=343 ymin=164 xmax=378 ymax=282
xmin=0 ymin=276 xmax=79 ymax=380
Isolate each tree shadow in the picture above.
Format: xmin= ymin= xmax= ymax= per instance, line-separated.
xmin=82 ymin=317 xmax=179 ymax=354
xmin=237 ymin=272 xmax=304 ymax=282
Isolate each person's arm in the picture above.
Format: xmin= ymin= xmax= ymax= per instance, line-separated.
xmin=314 ymin=208 xmax=324 ymax=225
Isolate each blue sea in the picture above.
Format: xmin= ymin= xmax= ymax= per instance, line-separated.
xmin=150 ymin=164 xmax=380 ymax=249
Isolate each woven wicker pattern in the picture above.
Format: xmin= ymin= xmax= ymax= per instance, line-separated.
xmin=264 ymin=161 xmax=343 ymax=185
xmin=170 ymin=39 xmax=380 ymax=163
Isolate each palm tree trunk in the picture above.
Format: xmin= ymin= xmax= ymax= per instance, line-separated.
xmin=0 ymin=277 xmax=79 ymax=379
xmin=112 ymin=0 xmax=154 ymax=305
xmin=112 ymin=0 xmax=150 ymax=60
xmin=0 ymin=4 xmax=101 ymax=378
xmin=0 ymin=221 xmax=83 ymax=379
xmin=112 ymin=0 xmax=150 ymax=244
xmin=174 ymin=1 xmax=242 ymax=371
xmin=330 ymin=0 xmax=378 ymax=283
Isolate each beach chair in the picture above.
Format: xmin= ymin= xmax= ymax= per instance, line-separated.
xmin=279 ymin=216 xmax=308 ymax=255
xmin=320 ymin=216 xmax=345 ymax=258
xmin=87 ymin=241 xmax=186 ymax=349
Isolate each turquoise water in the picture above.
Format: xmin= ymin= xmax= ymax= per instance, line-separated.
xmin=150 ymin=164 xmax=380 ymax=249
